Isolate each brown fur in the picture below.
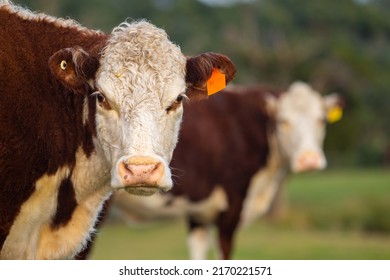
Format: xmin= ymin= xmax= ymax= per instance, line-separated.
xmin=185 ymin=52 xmax=236 ymax=100
xmin=52 ymin=178 xmax=78 ymax=229
xmin=0 ymin=5 xmax=107 ymax=247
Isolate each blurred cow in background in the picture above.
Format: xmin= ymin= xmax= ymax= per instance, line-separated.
xmin=93 ymin=81 xmax=343 ymax=259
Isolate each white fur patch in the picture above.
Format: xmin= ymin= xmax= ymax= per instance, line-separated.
xmin=240 ymin=134 xmax=288 ymax=228
xmin=82 ymin=97 xmax=89 ymax=126
xmin=187 ymin=226 xmax=212 ymax=260
xmin=187 ymin=186 xmax=228 ymax=225
xmin=34 ymin=147 xmax=113 ymax=260
xmin=34 ymin=148 xmax=113 ymax=259
xmin=36 ymin=184 xmax=111 ymax=259
xmin=1 ymin=167 xmax=70 ymax=259
xmin=71 ymin=145 xmax=111 ymax=202
xmin=0 ymin=147 xmax=113 ymax=260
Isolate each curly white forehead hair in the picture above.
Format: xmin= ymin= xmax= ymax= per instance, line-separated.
xmin=99 ymin=20 xmax=186 ymax=85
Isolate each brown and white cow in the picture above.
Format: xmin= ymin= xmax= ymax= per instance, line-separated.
xmin=108 ymin=81 xmax=343 ymax=259
xmin=0 ymin=2 xmax=235 ymax=259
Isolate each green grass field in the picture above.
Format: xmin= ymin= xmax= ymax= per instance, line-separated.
xmin=90 ymin=168 xmax=390 ymax=260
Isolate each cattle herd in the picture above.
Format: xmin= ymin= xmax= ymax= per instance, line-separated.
xmin=0 ymin=2 xmax=342 ymax=260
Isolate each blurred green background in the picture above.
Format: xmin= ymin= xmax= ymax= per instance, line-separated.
xmin=10 ymin=0 xmax=390 ymax=259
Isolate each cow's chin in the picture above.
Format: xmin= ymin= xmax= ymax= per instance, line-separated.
xmin=123 ymin=184 xmax=170 ymax=196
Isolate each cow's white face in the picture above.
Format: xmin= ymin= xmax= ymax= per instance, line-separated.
xmin=48 ymin=21 xmax=236 ymax=196
xmin=93 ymin=22 xmax=186 ymax=196
xmin=267 ymin=82 xmax=341 ymax=173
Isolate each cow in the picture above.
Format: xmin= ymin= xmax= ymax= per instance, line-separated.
xmin=105 ymin=81 xmax=343 ymax=260
xmin=0 ymin=2 xmax=236 ymax=259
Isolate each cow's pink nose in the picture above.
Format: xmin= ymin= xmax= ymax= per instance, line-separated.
xmin=294 ymin=150 xmax=325 ymax=173
xmin=117 ymin=156 xmax=165 ymax=187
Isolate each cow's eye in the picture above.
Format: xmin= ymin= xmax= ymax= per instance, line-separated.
xmin=176 ymin=95 xmax=184 ymax=103
xmin=166 ymin=94 xmax=185 ymax=113
xmin=93 ymin=91 xmax=111 ymax=110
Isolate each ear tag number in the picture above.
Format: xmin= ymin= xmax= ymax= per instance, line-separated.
xmin=206 ymin=68 xmax=226 ymax=95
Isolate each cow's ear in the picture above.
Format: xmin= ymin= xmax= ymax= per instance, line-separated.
xmin=185 ymin=52 xmax=236 ymax=100
xmin=324 ymin=93 xmax=344 ymax=123
xmin=49 ymin=46 xmax=99 ymax=94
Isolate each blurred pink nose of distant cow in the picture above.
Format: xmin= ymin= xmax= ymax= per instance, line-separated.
xmin=118 ymin=156 xmax=165 ymax=187
xmin=293 ymin=150 xmax=325 ymax=173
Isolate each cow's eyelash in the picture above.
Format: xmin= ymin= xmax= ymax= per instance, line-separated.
xmin=92 ymin=91 xmax=112 ymax=110
xmin=166 ymin=94 xmax=187 ymax=113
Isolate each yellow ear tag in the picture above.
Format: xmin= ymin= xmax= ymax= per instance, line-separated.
xmin=327 ymin=106 xmax=343 ymax=123
xmin=206 ymin=68 xmax=226 ymax=95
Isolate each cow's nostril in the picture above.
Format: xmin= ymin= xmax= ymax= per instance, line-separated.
xmin=128 ymin=162 xmax=157 ymax=176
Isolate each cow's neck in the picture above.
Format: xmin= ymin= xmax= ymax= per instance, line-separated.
xmin=240 ymin=131 xmax=289 ymax=228
xmin=0 ymin=96 xmax=112 ymax=260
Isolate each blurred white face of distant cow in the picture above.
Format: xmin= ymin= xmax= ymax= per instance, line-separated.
xmin=94 ymin=21 xmax=187 ymax=196
xmin=266 ymin=82 xmax=341 ymax=173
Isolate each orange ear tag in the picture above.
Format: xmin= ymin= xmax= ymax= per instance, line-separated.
xmin=206 ymin=68 xmax=226 ymax=95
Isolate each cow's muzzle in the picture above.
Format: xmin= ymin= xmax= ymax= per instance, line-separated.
xmin=292 ymin=150 xmax=327 ymax=173
xmin=112 ymin=155 xmax=172 ymax=196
